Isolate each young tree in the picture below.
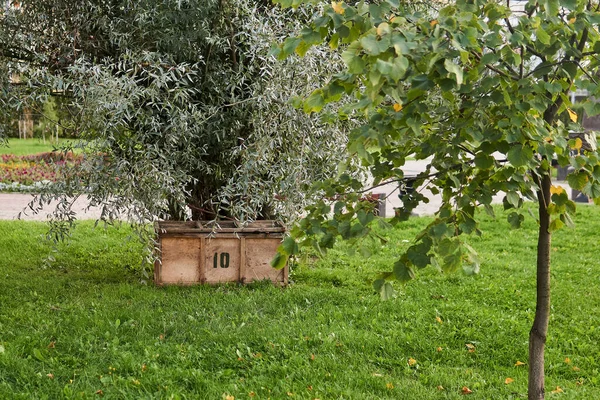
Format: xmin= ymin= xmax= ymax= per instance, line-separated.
xmin=0 ymin=0 xmax=353 ymax=224
xmin=272 ymin=0 xmax=600 ymax=398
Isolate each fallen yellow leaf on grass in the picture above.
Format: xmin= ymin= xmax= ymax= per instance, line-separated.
xmin=435 ymin=316 xmax=443 ymax=324
xmin=573 ymin=366 xmax=581 ymax=371
xmin=551 ymin=386 xmax=564 ymax=394
xmin=565 ymin=357 xmax=572 ymax=364
xmin=408 ymin=357 xmax=417 ymax=366
xmin=47 ymin=373 xmax=54 ymax=379
xmin=386 ymin=382 xmax=394 ymax=390
xmin=436 ymin=347 xmax=443 ymax=352
xmin=515 ymin=360 xmax=526 ymax=366
xmin=461 ymin=386 xmax=473 ymax=395
xmin=504 ymin=377 xmax=514 ymax=384
xmin=437 ymin=385 xmax=445 ymax=391
xmin=465 ymin=343 xmax=476 ymax=353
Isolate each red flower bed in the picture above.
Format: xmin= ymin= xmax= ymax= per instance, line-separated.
xmin=0 ymin=152 xmax=83 ymax=185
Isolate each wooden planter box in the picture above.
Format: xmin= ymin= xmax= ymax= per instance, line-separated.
xmin=154 ymin=220 xmax=288 ymax=285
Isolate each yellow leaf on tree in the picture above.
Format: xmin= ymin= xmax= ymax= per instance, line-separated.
xmin=567 ymin=108 xmax=578 ymax=122
xmin=504 ymin=377 xmax=514 ymax=384
xmin=331 ymin=1 xmax=344 ymax=14
xmin=408 ymin=357 xmax=417 ymax=366
xmin=430 ymin=19 xmax=438 ymax=27
xmin=550 ymin=185 xmax=566 ymax=195
xmin=515 ymin=360 xmax=526 ymax=366
xmin=393 ymin=103 xmax=403 ymax=112
xmin=571 ymin=137 xmax=583 ymax=150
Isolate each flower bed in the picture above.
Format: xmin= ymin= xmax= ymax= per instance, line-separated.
xmin=0 ymin=152 xmax=82 ymax=189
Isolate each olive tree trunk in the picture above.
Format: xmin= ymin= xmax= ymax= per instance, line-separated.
xmin=528 ymin=172 xmax=552 ymax=400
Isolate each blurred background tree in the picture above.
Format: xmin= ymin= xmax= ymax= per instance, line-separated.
xmin=0 ymin=0 xmax=354 ymax=222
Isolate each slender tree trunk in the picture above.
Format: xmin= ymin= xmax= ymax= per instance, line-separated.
xmin=528 ymin=172 xmax=552 ymax=400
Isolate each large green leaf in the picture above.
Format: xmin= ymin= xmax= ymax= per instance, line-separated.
xmin=507 ymin=144 xmax=534 ymax=168
xmin=567 ymin=171 xmax=589 ymax=191
xmin=559 ymin=0 xmax=577 ymax=10
xmin=380 ymin=281 xmax=395 ymax=300
xmin=270 ymin=252 xmax=288 ymax=270
xmin=360 ymin=34 xmax=385 ymax=56
xmin=393 ymin=260 xmax=415 ymax=282
xmin=507 ymin=212 xmax=524 ymax=229
xmin=281 ymin=237 xmax=299 ymax=256
xmin=304 ymin=90 xmax=325 ymax=113
xmin=444 ymin=59 xmax=463 ymax=86
xmin=341 ymin=49 xmax=366 ymax=74
xmin=536 ymin=27 xmax=551 ymax=45
xmin=543 ymin=0 xmax=559 ymax=15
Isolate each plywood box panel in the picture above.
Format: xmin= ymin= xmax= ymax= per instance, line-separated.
xmin=155 ymin=221 xmax=287 ymax=285
xmin=242 ymin=238 xmax=286 ymax=283
xmin=157 ymin=237 xmax=201 ymax=284
xmin=204 ymin=238 xmax=240 ymax=283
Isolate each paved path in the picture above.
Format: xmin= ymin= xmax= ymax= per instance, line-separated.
xmin=370 ymin=159 xmax=575 ymax=217
xmin=0 ymin=193 xmax=104 ymax=221
xmin=0 ymin=159 xmax=576 ymax=220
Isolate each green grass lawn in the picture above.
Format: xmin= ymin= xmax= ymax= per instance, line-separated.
xmin=0 ymin=138 xmax=75 ymax=156
xmin=1 ymin=207 xmax=599 ymax=399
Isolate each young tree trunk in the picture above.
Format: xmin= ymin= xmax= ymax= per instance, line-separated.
xmin=528 ymin=172 xmax=552 ymax=400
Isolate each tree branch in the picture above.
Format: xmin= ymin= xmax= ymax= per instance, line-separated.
xmin=471 ymin=51 xmax=519 ymax=80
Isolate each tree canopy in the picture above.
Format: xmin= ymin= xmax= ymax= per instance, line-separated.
xmin=0 ymin=0 xmax=353 ymax=223
xmin=272 ymin=0 xmax=600 ymax=398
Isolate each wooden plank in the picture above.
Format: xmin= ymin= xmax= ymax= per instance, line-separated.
xmin=159 ymin=237 xmax=201 ymax=284
xmin=242 ymin=238 xmax=286 ymax=284
xmin=199 ymin=237 xmax=206 ymax=283
xmin=203 ymin=238 xmax=240 ymax=283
